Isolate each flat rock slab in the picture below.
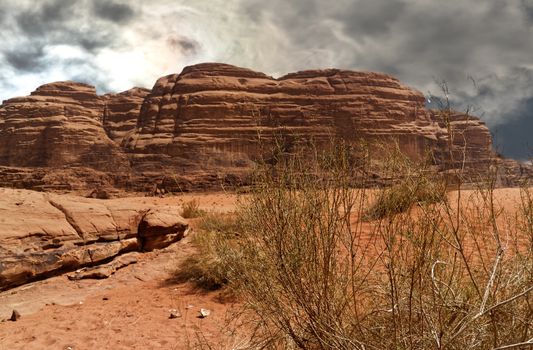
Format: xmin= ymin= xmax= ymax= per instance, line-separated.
xmin=0 ymin=188 xmax=188 ymax=290
xmin=67 ymin=252 xmax=141 ymax=280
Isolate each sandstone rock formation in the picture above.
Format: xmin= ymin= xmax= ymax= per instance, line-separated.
xmin=102 ymin=87 xmax=150 ymax=145
xmin=0 ymin=82 xmax=129 ymax=172
xmin=67 ymin=252 xmax=140 ymax=280
xmin=0 ymin=63 xmax=529 ymax=192
xmin=0 ymin=188 xmax=188 ymax=290
xmin=123 ymin=64 xmax=496 ymax=178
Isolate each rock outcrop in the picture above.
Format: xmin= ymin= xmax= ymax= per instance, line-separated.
xmin=431 ymin=111 xmax=494 ymax=175
xmin=122 ymin=63 xmax=499 ymax=186
xmin=0 ymin=63 xmax=529 ymax=192
xmin=103 ymin=87 xmax=150 ymax=145
xmin=0 ymin=188 xmax=188 ymax=290
xmin=0 ymin=82 xmax=130 ymax=173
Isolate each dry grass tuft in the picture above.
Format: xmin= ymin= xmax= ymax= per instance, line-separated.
xmin=175 ymin=213 xmax=239 ymax=290
xmin=180 ymin=199 xmax=206 ymax=219
xmin=365 ymin=175 xmax=446 ymax=220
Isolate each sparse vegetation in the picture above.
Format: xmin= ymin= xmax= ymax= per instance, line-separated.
xmin=176 ymin=212 xmax=238 ymax=290
xmin=180 ymin=199 xmax=206 ymax=219
xmin=182 ymin=139 xmax=532 ymax=349
xmin=365 ymin=173 xmax=446 ymax=220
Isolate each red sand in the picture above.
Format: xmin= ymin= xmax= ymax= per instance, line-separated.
xmin=0 ymin=188 xmax=529 ymax=349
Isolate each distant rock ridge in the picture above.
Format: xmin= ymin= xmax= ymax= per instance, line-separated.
xmin=0 ymin=81 xmax=129 ymax=172
xmin=0 ymin=63 xmax=530 ymax=193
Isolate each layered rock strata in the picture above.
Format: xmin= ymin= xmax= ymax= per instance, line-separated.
xmin=0 ymin=63 xmax=528 ymax=192
xmin=102 ymin=87 xmax=150 ymax=145
xmin=0 ymin=82 xmax=129 ymax=172
xmin=0 ymin=188 xmax=188 ymax=290
xmin=123 ymin=63 xmax=496 ymax=184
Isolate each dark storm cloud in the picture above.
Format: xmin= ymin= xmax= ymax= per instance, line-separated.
xmin=10 ymin=0 xmax=122 ymax=54
xmin=522 ymin=0 xmax=533 ymax=23
xmin=0 ymin=0 xmax=142 ymax=98
xmin=78 ymin=35 xmax=115 ymax=53
xmin=177 ymin=40 xmax=197 ymax=54
xmin=40 ymin=0 xmax=75 ymax=22
xmin=349 ymin=2 xmax=531 ymax=88
xmin=4 ymin=46 xmax=46 ymax=72
xmin=244 ymin=0 xmax=531 ymax=81
xmin=493 ymin=97 xmax=533 ymax=160
xmin=15 ymin=0 xmax=76 ymax=36
xmin=242 ymin=1 xmax=341 ymax=50
xmin=167 ymin=37 xmax=199 ymax=55
xmin=0 ymin=0 xmax=142 ymax=75
xmin=92 ymin=0 xmax=135 ymax=23
xmin=338 ymin=0 xmax=406 ymax=37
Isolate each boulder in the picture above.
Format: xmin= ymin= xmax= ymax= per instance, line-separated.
xmin=0 ymin=188 xmax=188 ymax=290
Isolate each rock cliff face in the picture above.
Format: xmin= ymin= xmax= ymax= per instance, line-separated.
xmin=0 ymin=82 xmax=129 ymax=172
xmin=103 ymin=87 xmax=150 ymax=145
xmin=122 ymin=63 xmax=497 ymax=184
xmin=431 ymin=111 xmax=494 ymax=174
xmin=0 ymin=63 xmax=528 ymax=192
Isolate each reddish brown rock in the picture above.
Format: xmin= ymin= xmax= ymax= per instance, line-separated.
xmin=0 ymin=63 xmax=529 ymax=191
xmin=122 ymin=63 xmax=498 ymax=184
xmin=496 ymin=158 xmax=533 ymax=186
xmin=0 ymin=82 xmax=129 ymax=172
xmin=67 ymin=252 xmax=140 ymax=280
xmin=0 ymin=188 xmax=188 ymax=290
xmin=431 ymin=111 xmax=494 ymax=174
xmin=102 ymin=87 xmax=150 ymax=145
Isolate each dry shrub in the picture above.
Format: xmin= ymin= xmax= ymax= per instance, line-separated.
xmin=189 ymin=139 xmax=533 ymax=349
xmin=364 ymin=144 xmax=447 ymax=220
xmin=198 ymin=212 xmax=241 ymax=235
xmin=180 ymin=199 xmax=206 ymax=218
xmin=519 ymin=184 xmax=533 ymax=242
xmin=176 ymin=213 xmax=239 ymax=290
xmin=365 ymin=175 xmax=446 ymax=220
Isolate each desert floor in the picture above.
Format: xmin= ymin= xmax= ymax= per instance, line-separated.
xmin=0 ymin=193 xmax=241 ymax=350
xmin=0 ymin=188 xmax=529 ymax=349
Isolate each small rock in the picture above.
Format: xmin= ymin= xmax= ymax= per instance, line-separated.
xmin=10 ymin=309 xmax=21 ymax=321
xmin=169 ymin=309 xmax=181 ymax=319
xmin=185 ymin=304 xmax=194 ymax=310
xmin=102 ymin=297 xmax=109 ymax=301
xmin=199 ymin=308 xmax=211 ymax=318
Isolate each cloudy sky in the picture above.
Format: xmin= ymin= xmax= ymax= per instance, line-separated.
xmin=0 ymin=0 xmax=532 ymax=160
